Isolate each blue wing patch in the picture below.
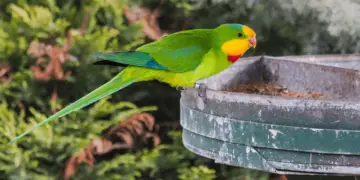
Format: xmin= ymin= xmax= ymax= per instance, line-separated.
xmin=91 ymin=51 xmax=168 ymax=70
xmin=145 ymin=60 xmax=167 ymax=69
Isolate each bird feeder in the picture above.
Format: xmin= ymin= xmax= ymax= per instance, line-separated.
xmin=180 ymin=54 xmax=360 ymax=175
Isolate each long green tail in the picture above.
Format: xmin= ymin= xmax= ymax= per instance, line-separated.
xmin=8 ymin=70 xmax=139 ymax=144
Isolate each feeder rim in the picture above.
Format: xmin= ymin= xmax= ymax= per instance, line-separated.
xmin=185 ymin=87 xmax=360 ymax=110
xmin=262 ymin=53 xmax=360 ymax=62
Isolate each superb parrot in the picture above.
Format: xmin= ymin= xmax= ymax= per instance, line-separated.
xmin=9 ymin=23 xmax=256 ymax=144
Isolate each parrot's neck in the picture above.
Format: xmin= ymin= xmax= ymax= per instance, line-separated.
xmin=209 ymin=48 xmax=233 ymax=73
xmin=213 ymin=47 xmax=229 ymax=63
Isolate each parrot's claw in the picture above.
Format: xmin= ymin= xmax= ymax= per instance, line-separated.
xmin=195 ymin=83 xmax=207 ymax=103
xmin=176 ymin=86 xmax=185 ymax=91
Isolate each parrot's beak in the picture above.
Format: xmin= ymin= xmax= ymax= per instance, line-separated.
xmin=249 ymin=36 xmax=257 ymax=48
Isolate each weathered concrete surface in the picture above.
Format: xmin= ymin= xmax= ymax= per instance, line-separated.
xmin=181 ymin=54 xmax=360 ymax=175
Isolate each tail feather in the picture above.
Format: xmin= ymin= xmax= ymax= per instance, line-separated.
xmin=8 ymin=71 xmax=139 ymax=144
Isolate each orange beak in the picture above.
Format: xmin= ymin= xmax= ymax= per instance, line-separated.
xmin=249 ymin=36 xmax=257 ymax=48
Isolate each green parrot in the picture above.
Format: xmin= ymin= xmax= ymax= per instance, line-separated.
xmin=9 ymin=23 xmax=256 ymax=144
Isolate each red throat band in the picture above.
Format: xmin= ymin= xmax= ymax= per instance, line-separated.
xmin=227 ymin=55 xmax=242 ymax=63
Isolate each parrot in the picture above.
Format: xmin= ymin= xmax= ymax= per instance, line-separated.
xmin=8 ymin=23 xmax=256 ymax=144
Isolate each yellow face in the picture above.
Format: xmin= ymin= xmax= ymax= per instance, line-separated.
xmin=221 ymin=25 xmax=257 ymax=57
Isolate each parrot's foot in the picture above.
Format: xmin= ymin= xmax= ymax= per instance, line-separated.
xmin=195 ymin=83 xmax=207 ymax=103
xmin=176 ymin=86 xmax=185 ymax=91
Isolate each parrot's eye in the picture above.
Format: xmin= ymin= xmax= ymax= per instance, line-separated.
xmin=237 ymin=32 xmax=244 ymax=38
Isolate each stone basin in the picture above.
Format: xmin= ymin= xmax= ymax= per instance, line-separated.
xmin=180 ymin=54 xmax=360 ymax=175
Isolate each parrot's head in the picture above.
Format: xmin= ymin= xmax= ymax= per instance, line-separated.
xmin=214 ymin=24 xmax=257 ymax=63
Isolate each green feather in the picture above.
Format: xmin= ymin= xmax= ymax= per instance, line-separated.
xmin=137 ymin=29 xmax=213 ymax=72
xmin=8 ymin=71 xmax=139 ymax=144
xmin=92 ymin=29 xmax=213 ymax=73
xmin=92 ymin=51 xmax=168 ymax=70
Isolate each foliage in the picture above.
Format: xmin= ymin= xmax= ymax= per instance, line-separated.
xmin=150 ymin=0 xmax=360 ymax=55
xmin=0 ymin=0 xmax=146 ymax=111
xmin=0 ymin=97 xmax=158 ymax=179
xmin=1 ymin=0 xmax=359 ymax=180
xmin=178 ymin=165 xmax=216 ymax=180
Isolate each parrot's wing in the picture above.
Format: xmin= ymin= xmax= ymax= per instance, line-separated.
xmin=92 ymin=51 xmax=168 ymax=70
xmin=92 ymin=29 xmax=213 ymax=73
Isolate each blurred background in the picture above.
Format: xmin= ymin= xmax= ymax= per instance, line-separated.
xmin=0 ymin=0 xmax=360 ymax=179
